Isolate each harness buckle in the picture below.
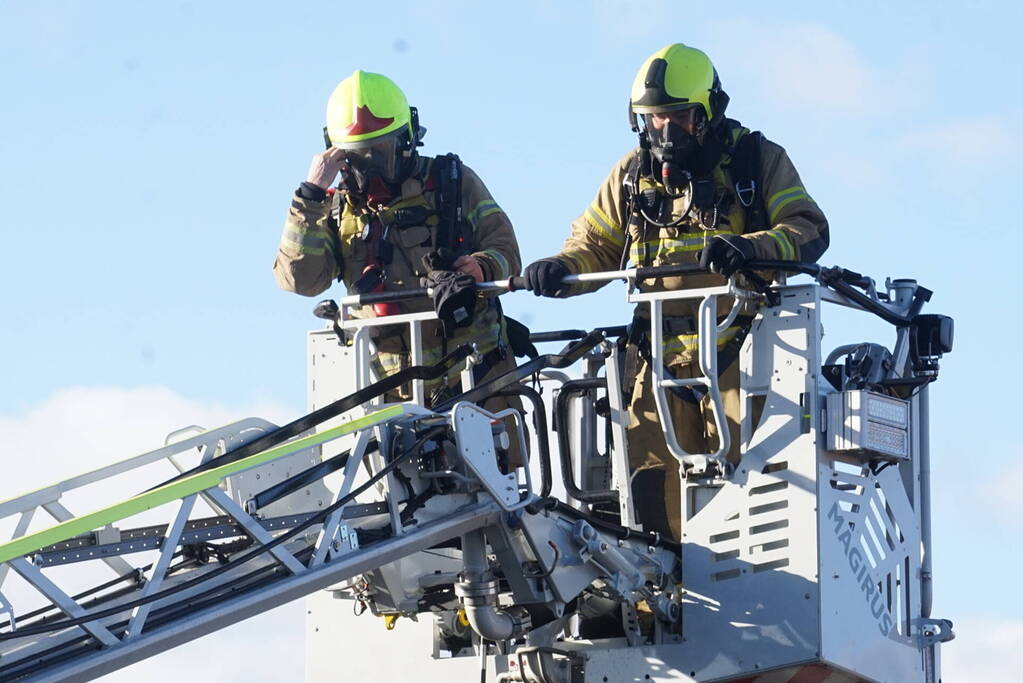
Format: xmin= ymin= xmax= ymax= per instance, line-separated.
xmin=735 ymin=180 xmax=756 ymax=208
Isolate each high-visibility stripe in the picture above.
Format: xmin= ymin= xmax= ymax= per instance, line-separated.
xmin=663 ymin=325 xmax=743 ymax=354
xmin=765 ymin=229 xmax=796 ymax=260
xmin=283 ymin=230 xmax=326 ymax=249
xmin=469 ymin=199 xmax=503 ymax=226
xmin=767 ymin=186 xmax=809 ymax=223
xmin=478 ymin=248 xmax=510 ymax=279
xmin=561 ymin=250 xmax=600 ymax=274
xmin=583 ymin=204 xmax=625 ymax=247
xmin=628 ymin=230 xmax=733 ymax=263
xmin=282 ymin=229 xmax=327 ymax=255
xmin=0 ymin=406 xmax=407 ymax=564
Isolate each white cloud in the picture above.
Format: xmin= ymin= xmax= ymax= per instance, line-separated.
xmin=979 ymin=460 xmax=1023 ymax=521
xmin=0 ymin=386 xmax=301 ymax=682
xmin=898 ymin=116 xmax=1020 ymax=166
xmin=590 ymin=0 xmax=675 ymax=43
xmin=98 ymin=602 xmax=304 ymax=682
xmin=0 ymin=385 xmax=292 ymax=496
xmin=942 ymin=616 xmax=1023 ymax=682
xmin=752 ymin=25 xmax=872 ymax=114
xmin=708 ymin=21 xmax=902 ymax=118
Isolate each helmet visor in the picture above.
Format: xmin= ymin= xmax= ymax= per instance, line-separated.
xmin=336 ymin=133 xmax=400 ymax=183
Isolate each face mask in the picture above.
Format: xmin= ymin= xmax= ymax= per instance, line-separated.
xmin=644 ymin=115 xmax=699 ymax=169
xmin=338 ymin=135 xmax=401 ymax=192
xmin=642 ymin=110 xmax=725 ymax=181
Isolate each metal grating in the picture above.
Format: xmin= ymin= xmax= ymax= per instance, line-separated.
xmin=709 ymin=460 xmax=792 ymax=582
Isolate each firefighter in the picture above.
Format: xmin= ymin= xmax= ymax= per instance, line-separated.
xmin=274 ymin=70 xmax=523 ymax=412
xmin=523 ymin=44 xmax=829 ymax=540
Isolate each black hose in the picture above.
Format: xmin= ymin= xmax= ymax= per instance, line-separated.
xmin=250 ymin=441 xmax=375 ymax=511
xmin=494 ymin=385 xmax=552 ymax=499
xmin=147 ymin=345 xmax=473 ymax=492
xmin=527 ymin=325 xmax=628 ymax=344
xmin=525 ymin=497 xmax=680 ymax=555
xmin=433 ymin=332 xmax=606 ymax=413
xmin=0 ymin=547 xmax=317 ymax=681
xmin=554 ymin=378 xmax=619 ymax=505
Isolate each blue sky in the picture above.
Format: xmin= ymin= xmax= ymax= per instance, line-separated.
xmin=1 ymin=1 xmax=1021 ymax=679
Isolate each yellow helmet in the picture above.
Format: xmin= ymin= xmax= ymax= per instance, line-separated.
xmin=325 ymin=70 xmax=413 ymax=148
xmin=324 ymin=70 xmax=424 ymax=188
xmin=629 ymin=44 xmax=727 ymax=123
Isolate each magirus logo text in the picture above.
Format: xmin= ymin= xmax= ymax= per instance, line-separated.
xmin=827 ymin=502 xmax=894 ymax=635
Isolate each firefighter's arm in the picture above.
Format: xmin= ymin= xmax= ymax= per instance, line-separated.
xmin=546 ymin=153 xmax=633 ymax=297
xmin=743 ymin=140 xmax=830 ymax=263
xmin=461 ymin=165 xmax=522 ymax=282
xmin=272 ymin=188 xmax=341 ymax=297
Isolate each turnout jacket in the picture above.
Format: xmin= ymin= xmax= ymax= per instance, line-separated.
xmin=274 ymin=155 xmax=522 ymax=382
xmin=547 ymin=126 xmax=829 ymax=367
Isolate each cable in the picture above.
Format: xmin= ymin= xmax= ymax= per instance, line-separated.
xmin=0 ymin=564 xmax=147 ymax=630
xmin=522 ymin=541 xmax=559 ymax=580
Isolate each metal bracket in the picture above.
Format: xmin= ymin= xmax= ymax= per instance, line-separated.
xmin=450 ymin=402 xmax=530 ymax=511
xmin=330 ymin=524 xmax=360 ymax=557
xmin=920 ymin=617 xmax=955 ymax=645
xmin=506 ymin=646 xmax=585 ymax=683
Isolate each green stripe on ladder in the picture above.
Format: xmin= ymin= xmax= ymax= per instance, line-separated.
xmin=0 ymin=405 xmax=405 ymax=565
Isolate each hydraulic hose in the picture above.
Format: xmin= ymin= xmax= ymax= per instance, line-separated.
xmin=526 ymin=497 xmax=681 ymax=555
xmin=147 ymin=346 xmax=473 ymax=491
xmin=433 ymin=332 xmax=606 ymax=412
xmin=495 ymin=385 xmax=553 ymax=499
xmin=527 ymin=325 xmax=628 ymax=345
xmin=554 ymin=378 xmax=619 ymax=504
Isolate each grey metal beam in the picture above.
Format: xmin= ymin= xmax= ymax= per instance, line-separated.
xmin=9 ymin=558 xmax=119 ymax=648
xmin=31 ymin=502 xmax=498 ymax=683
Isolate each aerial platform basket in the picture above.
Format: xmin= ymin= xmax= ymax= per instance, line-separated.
xmin=0 ymin=261 xmax=953 ymax=682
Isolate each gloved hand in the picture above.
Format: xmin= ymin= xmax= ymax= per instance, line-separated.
xmin=421 ymin=250 xmax=477 ymax=337
xmin=422 ymin=248 xmax=457 ymax=272
xmin=523 ymin=259 xmax=569 ymax=297
xmin=699 ymin=234 xmax=755 ymax=277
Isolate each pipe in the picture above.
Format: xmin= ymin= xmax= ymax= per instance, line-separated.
xmin=919 ymin=384 xmax=933 ymax=617
xmin=825 ymin=343 xmax=864 ymax=368
xmin=457 ymin=531 xmax=519 ymax=642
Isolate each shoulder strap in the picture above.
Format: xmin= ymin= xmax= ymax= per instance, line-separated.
xmin=326 ymin=190 xmax=347 ymax=280
xmin=729 ymin=130 xmax=768 ymax=232
xmin=432 ymin=153 xmax=468 ymax=254
xmin=620 ymin=149 xmax=652 ymax=269
xmin=621 ymin=149 xmax=646 ymax=211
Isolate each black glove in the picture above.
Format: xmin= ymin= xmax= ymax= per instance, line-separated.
xmin=421 ymin=250 xmax=477 ymax=337
xmin=699 ymin=234 xmax=755 ymax=277
xmin=421 ymin=248 xmax=457 ymax=272
xmin=523 ymin=259 xmax=569 ymax=297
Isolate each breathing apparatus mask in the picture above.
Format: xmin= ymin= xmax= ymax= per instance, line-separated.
xmin=340 ymin=133 xmax=402 ymax=190
xmin=641 ymin=108 xmax=706 ymax=195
